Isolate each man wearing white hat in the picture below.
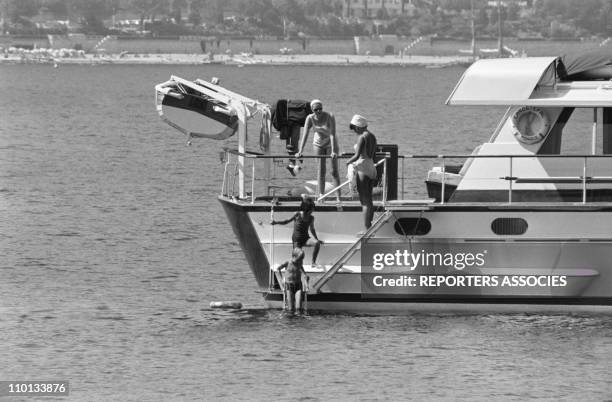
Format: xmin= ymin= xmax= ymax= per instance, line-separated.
xmin=346 ymin=114 xmax=378 ymax=230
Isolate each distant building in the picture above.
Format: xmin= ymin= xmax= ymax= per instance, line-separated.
xmin=342 ymin=0 xmax=408 ymax=19
xmin=486 ymin=1 xmax=530 ymax=6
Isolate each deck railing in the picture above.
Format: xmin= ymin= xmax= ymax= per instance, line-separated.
xmin=221 ymin=148 xmax=391 ymax=204
xmin=400 ymin=153 xmax=612 ymax=205
xmin=221 ymin=149 xmax=612 ymax=205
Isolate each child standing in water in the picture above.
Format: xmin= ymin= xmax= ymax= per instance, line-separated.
xmin=277 ymin=248 xmax=309 ymax=313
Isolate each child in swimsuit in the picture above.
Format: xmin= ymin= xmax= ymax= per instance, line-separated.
xmin=277 ymin=247 xmax=309 ymax=313
xmin=271 ymin=197 xmax=323 ymax=268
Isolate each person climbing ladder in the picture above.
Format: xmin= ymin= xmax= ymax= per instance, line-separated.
xmin=277 ymin=248 xmax=309 ymax=314
xmin=271 ymin=196 xmax=323 ymax=268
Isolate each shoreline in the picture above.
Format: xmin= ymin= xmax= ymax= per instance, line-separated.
xmin=0 ymin=53 xmax=473 ymax=67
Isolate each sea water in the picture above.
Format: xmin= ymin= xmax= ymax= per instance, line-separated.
xmin=1 ymin=64 xmax=611 ymax=400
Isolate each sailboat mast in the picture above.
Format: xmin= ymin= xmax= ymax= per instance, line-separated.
xmin=471 ymin=0 xmax=476 ymax=61
xmin=497 ymin=0 xmax=503 ymax=57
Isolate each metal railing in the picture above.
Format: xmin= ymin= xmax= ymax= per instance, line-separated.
xmin=399 ymin=153 xmax=612 ymax=205
xmin=221 ymin=149 xmax=612 ymax=205
xmin=221 ymin=148 xmax=391 ymax=204
xmin=316 ymin=158 xmax=387 ymax=203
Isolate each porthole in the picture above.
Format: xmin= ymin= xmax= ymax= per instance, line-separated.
xmin=491 ymin=218 xmax=528 ymax=235
xmin=394 ymin=218 xmax=431 ymax=236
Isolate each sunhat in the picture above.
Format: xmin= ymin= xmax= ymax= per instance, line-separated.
xmin=349 ymin=114 xmax=368 ymax=129
xmin=310 ymin=99 xmax=323 ymax=110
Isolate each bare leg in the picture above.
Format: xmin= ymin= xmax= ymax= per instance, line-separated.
xmin=331 ymin=157 xmax=341 ymax=200
xmin=317 ymin=156 xmax=326 ymax=197
xmin=286 ymin=289 xmax=296 ymax=312
xmin=366 ymin=176 xmax=374 ymax=228
xmin=356 ymin=173 xmax=374 ymax=229
xmin=307 ymin=239 xmax=321 ymax=265
xmin=295 ymin=289 xmax=303 ymax=312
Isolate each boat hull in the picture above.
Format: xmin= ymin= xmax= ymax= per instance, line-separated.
xmin=220 ymin=196 xmax=612 ymax=313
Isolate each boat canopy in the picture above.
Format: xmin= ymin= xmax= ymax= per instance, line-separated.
xmin=557 ymin=49 xmax=612 ymax=81
xmin=446 ymin=57 xmax=557 ymax=106
xmin=447 ymin=50 xmax=612 ymax=107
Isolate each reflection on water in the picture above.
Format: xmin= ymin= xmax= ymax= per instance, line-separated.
xmin=1 ymin=64 xmax=611 ymax=400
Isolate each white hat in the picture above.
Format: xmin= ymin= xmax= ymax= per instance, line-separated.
xmin=350 ymin=114 xmax=368 ymax=128
xmin=310 ymin=99 xmax=323 ymax=109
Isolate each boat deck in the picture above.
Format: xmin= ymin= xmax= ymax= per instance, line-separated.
xmin=222 ymin=195 xmax=612 ymax=212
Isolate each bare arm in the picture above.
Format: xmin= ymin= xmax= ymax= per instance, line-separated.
xmin=297 ymin=115 xmax=313 ymax=156
xmin=346 ymin=135 xmax=365 ymax=165
xmin=277 ymin=261 xmax=289 ymax=271
xmin=329 ymin=113 xmax=338 ymax=155
xmin=271 ymin=212 xmax=298 ymax=225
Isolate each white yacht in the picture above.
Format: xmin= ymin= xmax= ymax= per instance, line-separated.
xmin=156 ymin=51 xmax=612 ymax=313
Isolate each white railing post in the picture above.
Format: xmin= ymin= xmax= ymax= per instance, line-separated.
xmin=440 ymin=157 xmax=446 ymax=205
xmin=269 ymin=197 xmax=275 ymax=290
xmin=582 ymin=156 xmax=587 ymax=204
xmin=401 ymin=156 xmax=405 ymax=200
xmin=237 ymin=103 xmax=248 ymax=199
xmin=251 ymin=158 xmax=256 ymax=204
xmin=508 ymin=157 xmax=513 ymax=204
xmin=592 ymin=108 xmax=598 ymax=155
xmin=382 ymin=157 xmax=388 ymax=205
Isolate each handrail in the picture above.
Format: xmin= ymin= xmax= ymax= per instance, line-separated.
xmin=310 ymin=211 xmax=393 ymax=294
xmin=400 ymin=154 xmax=612 ymax=159
xmin=224 ymin=148 xmax=612 ymax=160
xmin=316 ymin=179 xmax=351 ymax=202
xmin=221 ymin=148 xmax=612 ymax=204
xmin=316 ymin=158 xmax=387 ymax=203
xmin=223 ymin=147 xmax=390 ymax=159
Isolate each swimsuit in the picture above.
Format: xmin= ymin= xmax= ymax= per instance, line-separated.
xmin=311 ymin=113 xmax=333 ymax=149
xmin=285 ymin=282 xmax=302 ymax=293
xmin=284 ymin=261 xmax=303 ymax=292
xmin=292 ymin=213 xmax=311 ymax=247
xmin=353 ymin=157 xmax=377 ymax=180
xmin=354 ymin=132 xmax=377 ymax=179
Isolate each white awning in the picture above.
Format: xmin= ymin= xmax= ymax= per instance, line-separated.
xmin=446 ymin=57 xmax=558 ymax=105
xmin=525 ymin=82 xmax=612 ymax=107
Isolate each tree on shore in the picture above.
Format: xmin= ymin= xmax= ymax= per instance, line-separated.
xmin=1 ymin=0 xmax=38 ymax=25
xmin=128 ymin=0 xmax=168 ymax=30
xmin=2 ymin=0 xmax=612 ymax=38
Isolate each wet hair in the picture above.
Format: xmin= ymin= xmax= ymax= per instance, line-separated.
xmin=300 ymin=198 xmax=315 ymax=212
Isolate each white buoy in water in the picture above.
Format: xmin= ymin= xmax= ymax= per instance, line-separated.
xmin=210 ymin=301 xmax=242 ymax=309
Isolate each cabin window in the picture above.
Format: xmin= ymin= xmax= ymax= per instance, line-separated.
xmin=491 ymin=218 xmax=528 ymax=235
xmin=394 ymin=218 xmax=431 ymax=236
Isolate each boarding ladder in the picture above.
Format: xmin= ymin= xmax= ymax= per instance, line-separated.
xmin=310 ymin=210 xmax=394 ymax=294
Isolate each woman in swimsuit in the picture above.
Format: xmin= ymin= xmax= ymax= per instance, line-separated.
xmin=296 ymin=99 xmax=341 ymax=200
xmin=346 ymin=114 xmax=378 ymax=230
